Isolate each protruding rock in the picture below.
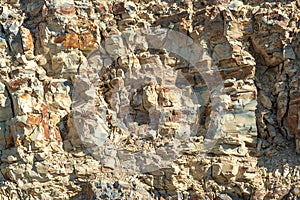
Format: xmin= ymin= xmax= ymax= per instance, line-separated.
xmin=20 ymin=27 xmax=34 ymax=52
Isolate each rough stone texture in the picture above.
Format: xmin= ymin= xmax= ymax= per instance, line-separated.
xmin=0 ymin=0 xmax=298 ymax=199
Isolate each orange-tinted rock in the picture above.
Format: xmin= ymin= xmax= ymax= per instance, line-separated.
xmin=40 ymin=103 xmax=50 ymax=140
xmin=49 ymin=113 xmax=62 ymax=141
xmin=15 ymin=138 xmax=24 ymax=149
xmin=54 ymin=35 xmax=66 ymax=43
xmin=8 ymin=78 xmax=28 ymax=89
xmin=79 ymin=32 xmax=97 ymax=50
xmin=62 ymin=32 xmax=96 ymax=50
xmin=63 ymin=33 xmax=80 ymax=49
xmin=20 ymin=27 xmax=34 ymax=52
xmin=26 ymin=114 xmax=42 ymax=125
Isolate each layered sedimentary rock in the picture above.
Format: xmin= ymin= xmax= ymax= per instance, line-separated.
xmin=0 ymin=0 xmax=299 ymax=199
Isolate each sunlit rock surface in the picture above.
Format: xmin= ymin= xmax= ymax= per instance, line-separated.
xmin=0 ymin=0 xmax=298 ymax=199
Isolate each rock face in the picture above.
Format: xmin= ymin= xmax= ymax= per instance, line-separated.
xmin=0 ymin=0 xmax=299 ymax=199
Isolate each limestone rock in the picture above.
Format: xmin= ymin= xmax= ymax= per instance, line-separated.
xmin=0 ymin=0 xmax=299 ymax=200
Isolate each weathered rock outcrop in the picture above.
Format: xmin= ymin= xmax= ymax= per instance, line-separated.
xmin=0 ymin=0 xmax=299 ymax=199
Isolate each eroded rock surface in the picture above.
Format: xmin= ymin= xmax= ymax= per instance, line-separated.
xmin=0 ymin=0 xmax=299 ymax=199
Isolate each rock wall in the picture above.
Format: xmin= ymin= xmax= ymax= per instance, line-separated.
xmin=0 ymin=0 xmax=299 ymax=199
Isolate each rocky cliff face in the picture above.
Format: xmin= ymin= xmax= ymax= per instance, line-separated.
xmin=0 ymin=0 xmax=299 ymax=199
